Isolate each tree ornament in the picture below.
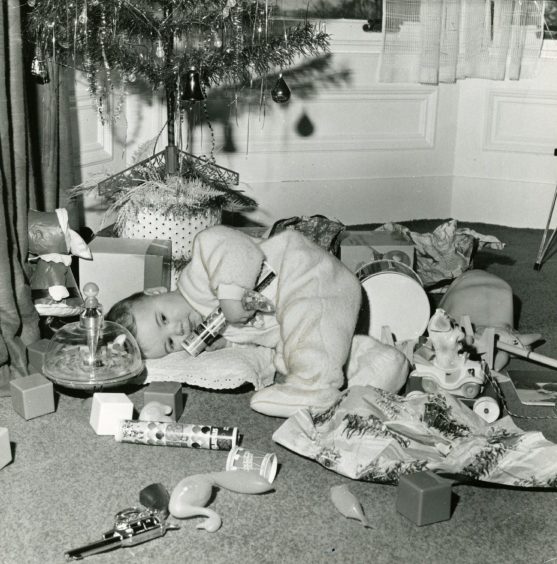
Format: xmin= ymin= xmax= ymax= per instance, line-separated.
xmin=31 ymin=52 xmax=50 ymax=84
xmin=213 ymin=31 xmax=222 ymax=48
xmin=27 ymin=0 xmax=36 ymax=7
xmin=155 ymin=39 xmax=165 ymax=58
xmin=78 ymin=8 xmax=88 ymax=24
xmin=180 ymin=68 xmax=205 ymax=103
xmin=271 ymin=74 xmax=291 ymax=104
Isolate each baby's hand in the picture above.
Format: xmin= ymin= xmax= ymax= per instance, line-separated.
xmin=205 ymin=336 xmax=228 ymax=352
xmin=219 ymin=299 xmax=255 ymax=325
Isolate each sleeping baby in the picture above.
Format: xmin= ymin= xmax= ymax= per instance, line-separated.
xmin=106 ymin=225 xmax=362 ymax=418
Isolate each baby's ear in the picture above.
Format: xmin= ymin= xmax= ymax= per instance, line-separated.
xmin=144 ymin=286 xmax=168 ymax=296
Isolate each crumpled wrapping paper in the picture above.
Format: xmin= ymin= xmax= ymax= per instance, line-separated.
xmin=273 ymin=385 xmax=557 ymax=487
xmin=270 ymin=214 xmax=346 ymax=255
xmin=377 ymin=220 xmax=505 ymax=291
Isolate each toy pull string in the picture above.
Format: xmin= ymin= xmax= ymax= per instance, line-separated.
xmin=484 ymin=367 xmax=557 ymax=421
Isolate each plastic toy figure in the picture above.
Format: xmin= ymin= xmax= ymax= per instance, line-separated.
xmin=412 ymin=309 xmax=485 ymax=399
xmin=28 ymin=208 xmax=91 ymax=317
xmin=169 ymin=470 xmax=273 ymax=532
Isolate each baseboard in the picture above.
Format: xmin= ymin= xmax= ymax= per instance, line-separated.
xmin=451 ymin=176 xmax=556 ymax=229
xmin=243 ymin=176 xmax=453 ymax=226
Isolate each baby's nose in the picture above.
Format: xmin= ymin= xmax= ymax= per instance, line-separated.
xmin=170 ymin=334 xmax=184 ymax=353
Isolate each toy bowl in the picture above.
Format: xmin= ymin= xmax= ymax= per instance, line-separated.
xmin=42 ymin=319 xmax=144 ymax=392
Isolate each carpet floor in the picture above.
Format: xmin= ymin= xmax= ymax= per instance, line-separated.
xmin=1 ymin=219 xmax=556 ymax=564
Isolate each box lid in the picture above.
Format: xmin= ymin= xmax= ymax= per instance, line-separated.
xmin=89 ymin=237 xmax=171 ymax=257
xmin=341 ymin=230 xmax=411 ymax=247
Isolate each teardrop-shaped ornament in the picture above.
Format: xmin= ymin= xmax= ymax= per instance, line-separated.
xmin=271 ymin=74 xmax=291 ymax=104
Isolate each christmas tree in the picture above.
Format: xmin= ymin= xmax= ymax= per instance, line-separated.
xmin=26 ymin=0 xmax=330 ymax=177
xmin=25 ymin=0 xmax=330 ymax=280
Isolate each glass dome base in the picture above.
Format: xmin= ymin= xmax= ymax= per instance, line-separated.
xmin=42 ymin=319 xmax=144 ymax=393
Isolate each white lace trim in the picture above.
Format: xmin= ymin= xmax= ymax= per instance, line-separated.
xmin=144 ymin=344 xmax=275 ymax=390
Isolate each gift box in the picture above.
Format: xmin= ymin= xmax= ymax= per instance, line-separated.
xmin=79 ymin=235 xmax=172 ymax=313
xmin=339 ymin=230 xmax=415 ymax=273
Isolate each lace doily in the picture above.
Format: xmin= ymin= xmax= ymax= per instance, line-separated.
xmin=144 ymin=344 xmax=275 ymax=390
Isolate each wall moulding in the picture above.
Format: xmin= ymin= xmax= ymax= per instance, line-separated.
xmin=484 ymin=89 xmax=557 ymax=154
xmin=241 ymin=87 xmax=438 ymax=154
xmin=71 ymin=74 xmax=115 ymax=168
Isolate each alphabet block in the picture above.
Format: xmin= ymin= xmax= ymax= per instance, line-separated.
xmin=0 ymin=427 xmax=12 ymax=469
xmin=10 ymin=374 xmax=55 ymax=420
xmin=90 ymin=393 xmax=134 ymax=435
xmin=143 ymin=381 xmax=184 ymax=421
xmin=396 ymin=471 xmax=452 ymax=526
xmin=27 ymin=338 xmax=51 ymax=373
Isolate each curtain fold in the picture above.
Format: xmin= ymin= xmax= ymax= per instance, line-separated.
xmin=35 ymin=62 xmax=77 ymax=214
xmin=380 ymin=0 xmax=545 ymax=84
xmin=0 ymin=0 xmax=40 ymax=393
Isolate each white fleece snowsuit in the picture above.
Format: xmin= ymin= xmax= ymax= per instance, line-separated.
xmin=177 ymin=226 xmax=362 ymax=392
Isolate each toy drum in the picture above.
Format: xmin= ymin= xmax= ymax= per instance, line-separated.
xmin=356 ymin=260 xmax=430 ymax=343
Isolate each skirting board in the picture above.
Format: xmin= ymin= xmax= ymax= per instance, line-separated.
xmin=243 ymin=176 xmax=453 ymax=227
xmin=451 ymin=176 xmax=557 ymax=229
xmin=82 ymin=175 xmax=555 ymax=230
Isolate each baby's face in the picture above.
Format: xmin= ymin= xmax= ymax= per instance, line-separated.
xmin=132 ymin=291 xmax=203 ymax=358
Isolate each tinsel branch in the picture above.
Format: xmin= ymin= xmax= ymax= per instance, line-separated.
xmin=26 ymin=1 xmax=331 ymax=94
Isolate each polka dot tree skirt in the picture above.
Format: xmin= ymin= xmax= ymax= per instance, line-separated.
xmin=120 ymin=206 xmax=222 ymax=288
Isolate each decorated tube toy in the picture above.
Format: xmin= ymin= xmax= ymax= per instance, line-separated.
xmin=115 ymin=420 xmax=238 ymax=450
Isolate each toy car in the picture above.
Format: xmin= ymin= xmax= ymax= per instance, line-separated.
xmin=411 ymin=357 xmax=485 ymax=399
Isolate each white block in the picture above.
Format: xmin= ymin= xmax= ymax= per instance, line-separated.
xmin=0 ymin=427 xmax=12 ymax=470
xmin=90 ymin=393 xmax=134 ymax=436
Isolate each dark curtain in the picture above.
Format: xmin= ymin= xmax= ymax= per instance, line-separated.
xmin=0 ymin=0 xmax=40 ymax=393
xmin=33 ymin=62 xmax=77 ymax=215
xmin=0 ymin=0 xmax=75 ymax=394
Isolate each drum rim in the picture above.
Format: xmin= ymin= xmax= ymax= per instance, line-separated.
xmin=356 ymin=259 xmax=423 ymax=286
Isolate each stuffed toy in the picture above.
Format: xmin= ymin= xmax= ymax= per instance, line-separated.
xmin=28 ymin=208 xmax=92 ymax=317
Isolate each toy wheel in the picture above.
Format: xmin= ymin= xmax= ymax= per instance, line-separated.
xmin=421 ymin=378 xmax=438 ymax=393
xmin=461 ymin=383 xmax=480 ymax=399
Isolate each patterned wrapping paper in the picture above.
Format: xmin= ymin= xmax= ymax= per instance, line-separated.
xmin=376 ymin=220 xmax=505 ymax=291
xmin=115 ymin=420 xmax=238 ymax=450
xmin=273 ymin=385 xmax=557 ymax=488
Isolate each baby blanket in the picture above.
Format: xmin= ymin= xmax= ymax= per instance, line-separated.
xmin=145 ymin=344 xmax=275 ymax=390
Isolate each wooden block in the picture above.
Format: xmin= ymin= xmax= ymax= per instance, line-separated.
xmin=143 ymin=381 xmax=184 ymax=421
xmin=90 ymin=393 xmax=134 ymax=436
xmin=27 ymin=339 xmax=51 ymax=373
xmin=10 ymin=374 xmax=55 ymax=420
xmin=396 ymin=471 xmax=452 ymax=526
xmin=0 ymin=427 xmax=12 ymax=470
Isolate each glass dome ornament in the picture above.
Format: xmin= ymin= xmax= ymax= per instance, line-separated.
xmin=42 ymin=282 xmax=144 ymax=391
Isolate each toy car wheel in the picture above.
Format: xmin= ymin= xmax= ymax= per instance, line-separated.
xmin=461 ymin=383 xmax=480 ymax=399
xmin=421 ymin=378 xmax=438 ymax=393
